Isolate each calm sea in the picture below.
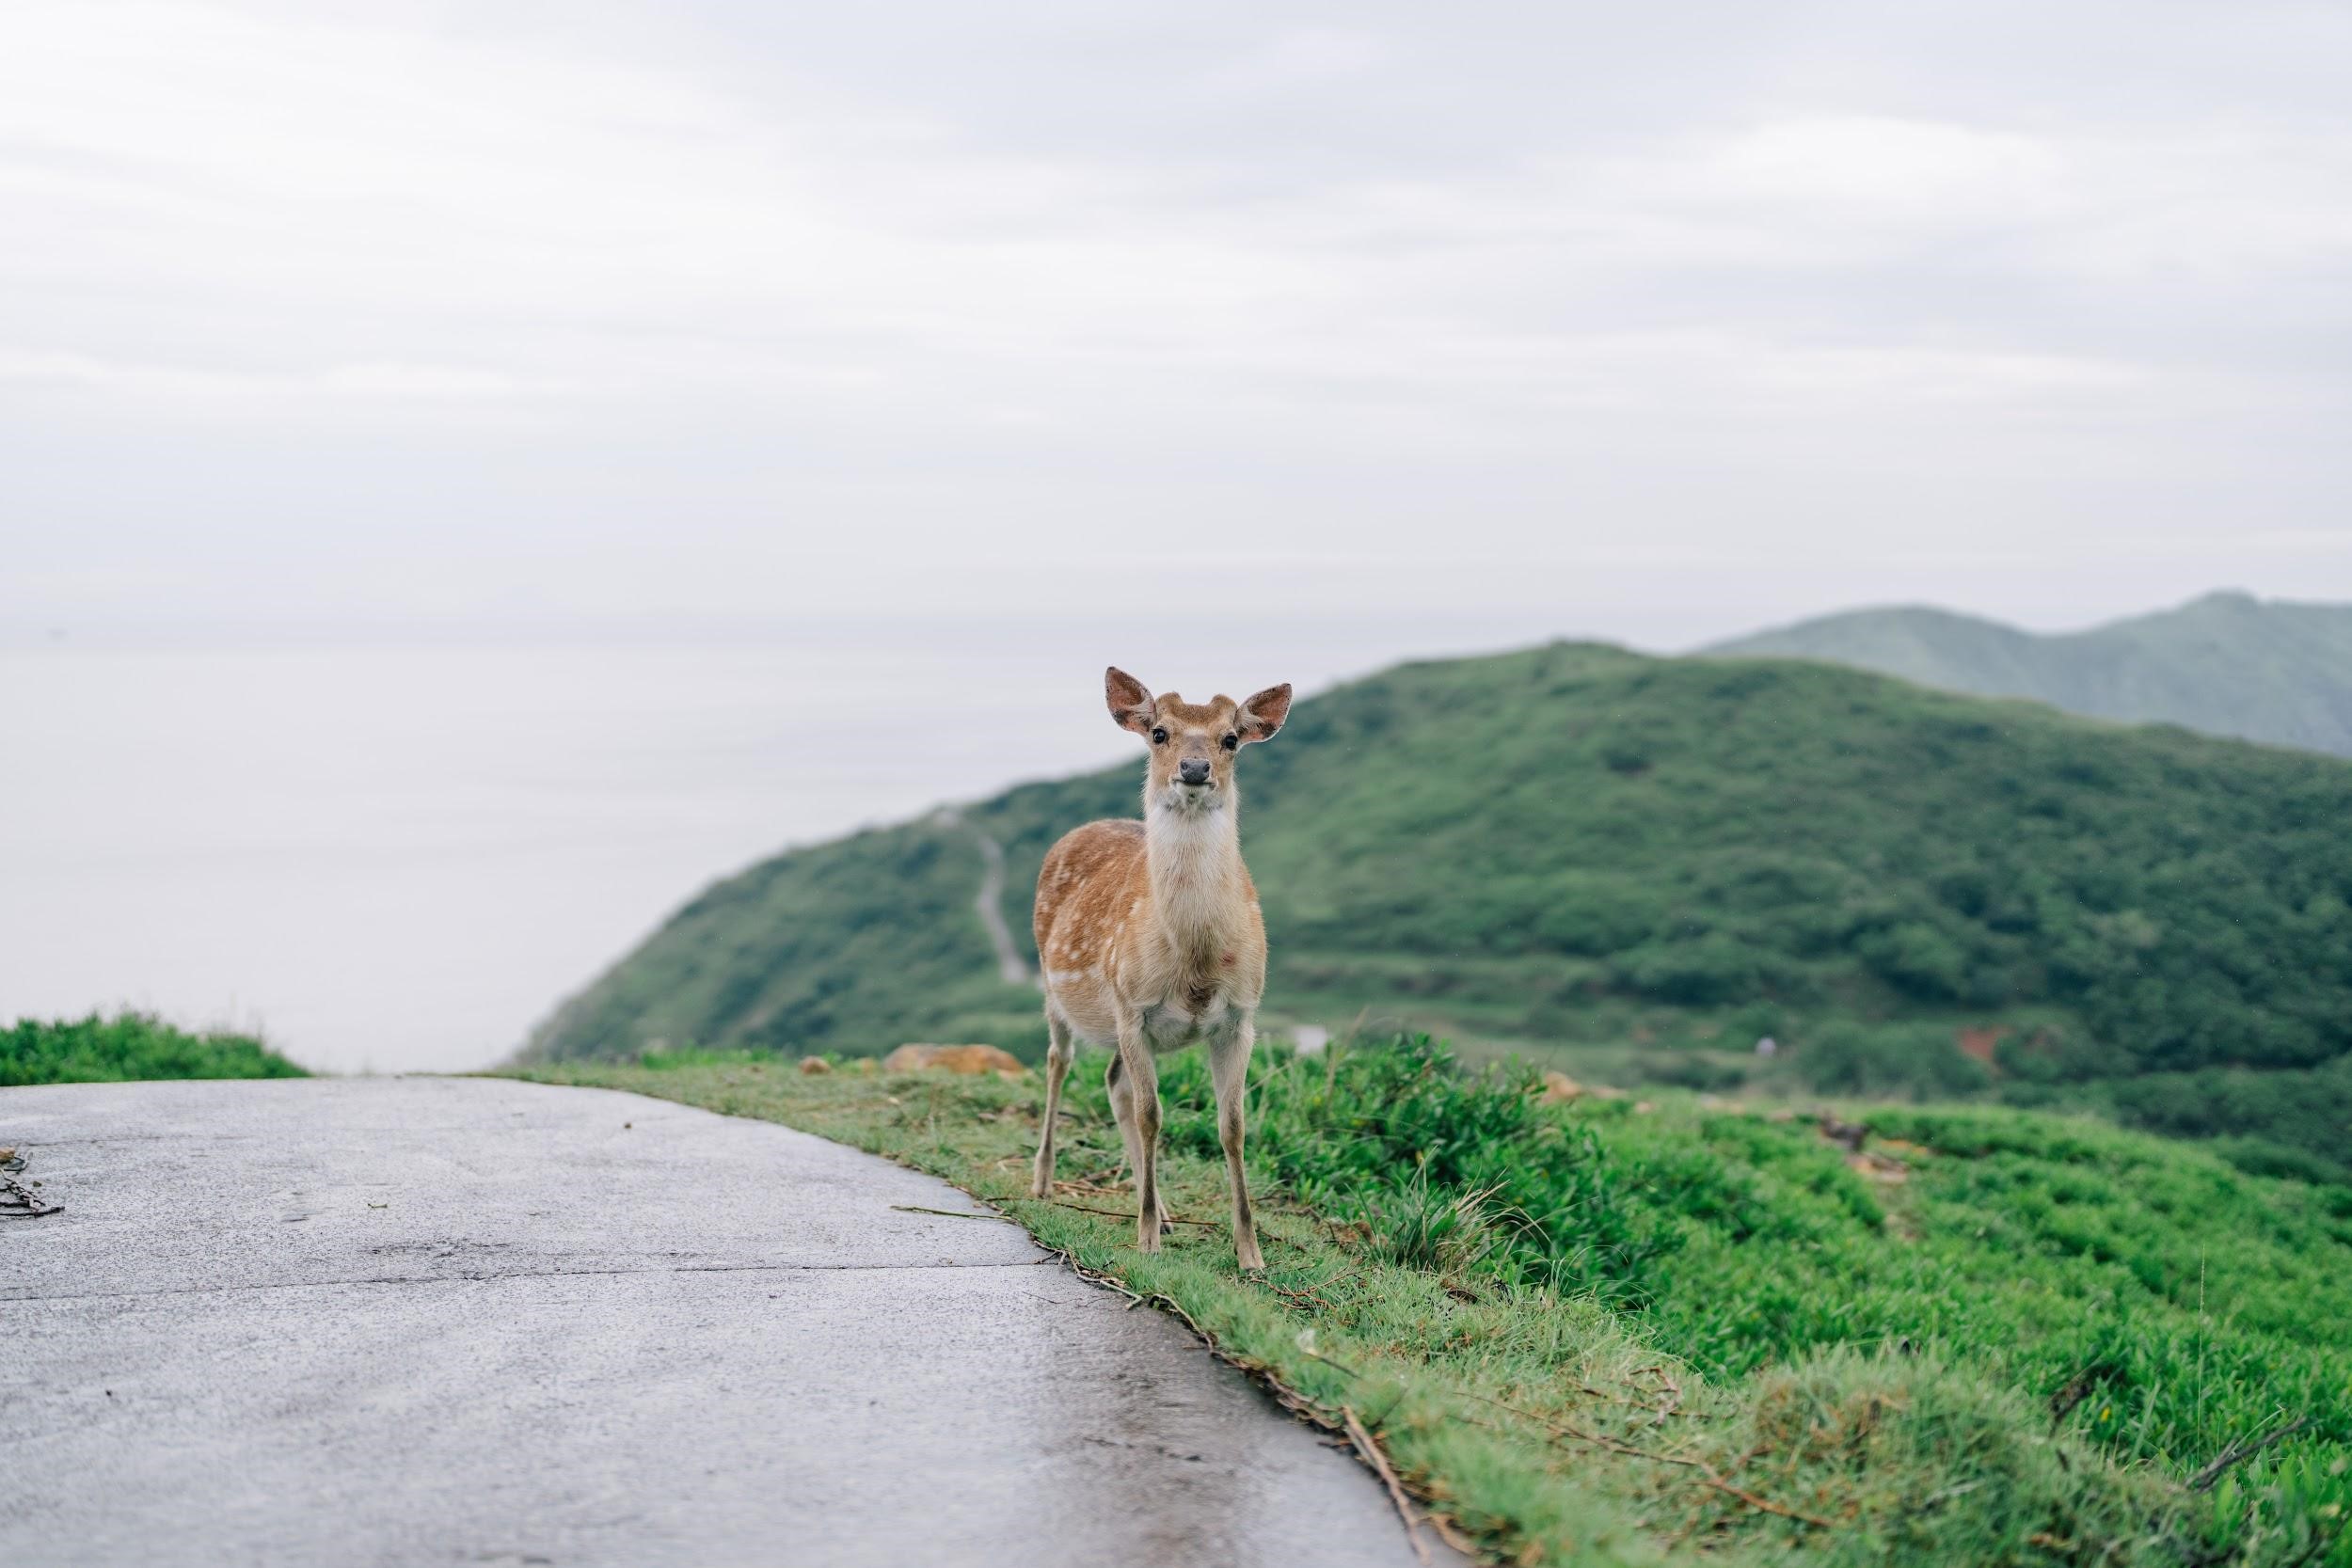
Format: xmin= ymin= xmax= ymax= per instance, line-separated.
xmin=4 ymin=619 xmax=1544 ymax=1072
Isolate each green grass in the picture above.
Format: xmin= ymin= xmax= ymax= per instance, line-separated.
xmin=1 ymin=1011 xmax=308 ymax=1085
xmin=509 ymin=1035 xmax=2351 ymax=1566
xmin=520 ymin=641 xmax=2352 ymax=1177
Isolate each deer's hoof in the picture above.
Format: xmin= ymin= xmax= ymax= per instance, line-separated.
xmin=1136 ymin=1227 xmax=1163 ymax=1254
xmin=1236 ymin=1243 xmax=1266 ymax=1274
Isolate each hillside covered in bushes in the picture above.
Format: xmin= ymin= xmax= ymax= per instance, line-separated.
xmin=523 ymin=643 xmax=2352 ymax=1172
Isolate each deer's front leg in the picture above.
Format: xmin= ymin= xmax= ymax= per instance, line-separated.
xmin=1207 ymin=1011 xmax=1263 ymax=1272
xmin=1114 ymin=1014 xmax=1163 ymax=1254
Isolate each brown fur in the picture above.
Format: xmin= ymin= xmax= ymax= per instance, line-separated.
xmin=1028 ymin=669 xmax=1292 ymax=1270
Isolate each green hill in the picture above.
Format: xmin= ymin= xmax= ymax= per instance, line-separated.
xmin=522 ymin=643 xmax=2352 ymax=1175
xmin=1709 ymin=591 xmax=2352 ymax=757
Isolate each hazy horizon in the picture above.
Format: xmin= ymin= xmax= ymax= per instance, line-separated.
xmin=5 ymin=581 xmax=2332 ymax=1075
xmin=10 ymin=583 xmax=2342 ymax=659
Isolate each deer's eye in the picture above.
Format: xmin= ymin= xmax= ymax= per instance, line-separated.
xmin=1221 ymin=734 xmax=1238 ymax=751
xmin=1150 ymin=727 xmax=1168 ymax=745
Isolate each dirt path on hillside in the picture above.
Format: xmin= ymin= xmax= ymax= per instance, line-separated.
xmin=937 ymin=807 xmax=1036 ymax=988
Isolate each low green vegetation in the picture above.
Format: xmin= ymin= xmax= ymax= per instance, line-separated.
xmin=511 ymin=1035 xmax=2351 ymax=1566
xmin=522 ymin=642 xmax=2352 ymax=1177
xmin=0 ymin=1011 xmax=308 ymax=1085
xmin=2088 ymin=1060 xmax=2352 ymax=1188
xmin=1719 ymin=1025 xmax=2352 ymax=1188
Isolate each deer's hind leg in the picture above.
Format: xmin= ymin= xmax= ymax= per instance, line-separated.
xmin=1207 ymin=1011 xmax=1264 ymax=1272
xmin=1030 ymin=1008 xmax=1074 ymax=1199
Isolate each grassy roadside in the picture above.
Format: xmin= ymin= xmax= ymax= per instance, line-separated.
xmin=509 ymin=1037 xmax=2350 ymax=1566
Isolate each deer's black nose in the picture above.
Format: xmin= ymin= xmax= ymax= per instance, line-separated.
xmin=1179 ymin=758 xmax=1212 ymax=786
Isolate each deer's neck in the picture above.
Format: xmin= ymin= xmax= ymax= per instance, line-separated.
xmin=1145 ymin=792 xmax=1245 ymax=946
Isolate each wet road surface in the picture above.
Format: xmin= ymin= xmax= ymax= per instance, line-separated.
xmin=1 ymin=1077 xmax=1445 ymax=1567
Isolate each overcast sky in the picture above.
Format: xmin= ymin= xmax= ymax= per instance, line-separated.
xmin=7 ymin=0 xmax=2350 ymax=650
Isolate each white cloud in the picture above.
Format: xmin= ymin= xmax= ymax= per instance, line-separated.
xmin=1702 ymin=115 xmax=2066 ymax=223
xmin=0 ymin=347 xmax=587 ymax=416
xmin=1 ymin=0 xmax=2348 ymax=633
xmin=1200 ymin=26 xmax=1391 ymax=95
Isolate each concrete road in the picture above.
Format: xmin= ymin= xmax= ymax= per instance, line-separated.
xmin=2 ymin=1078 xmax=1446 ymax=1568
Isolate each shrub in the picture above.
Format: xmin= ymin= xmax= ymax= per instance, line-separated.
xmin=1159 ymin=1034 xmax=1682 ymax=1305
xmin=1611 ymin=935 xmax=1777 ymax=1006
xmin=1633 ymin=1052 xmax=1750 ymax=1092
xmin=1792 ymin=1022 xmax=1993 ymax=1099
xmin=1 ymin=1012 xmax=306 ymax=1085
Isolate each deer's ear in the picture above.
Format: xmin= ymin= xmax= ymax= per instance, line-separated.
xmin=1237 ymin=683 xmax=1292 ymax=744
xmin=1105 ymin=667 xmax=1156 ymax=735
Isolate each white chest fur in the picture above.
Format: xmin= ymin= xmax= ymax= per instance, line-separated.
xmin=1146 ymin=801 xmax=1242 ymax=931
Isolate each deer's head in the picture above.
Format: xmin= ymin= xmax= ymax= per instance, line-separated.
xmin=1105 ymin=667 xmax=1291 ymax=813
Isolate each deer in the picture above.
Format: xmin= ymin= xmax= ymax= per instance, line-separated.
xmin=1028 ymin=667 xmax=1293 ymax=1271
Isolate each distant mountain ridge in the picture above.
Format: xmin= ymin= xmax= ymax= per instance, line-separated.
xmin=1708 ymin=591 xmax=2352 ymax=756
